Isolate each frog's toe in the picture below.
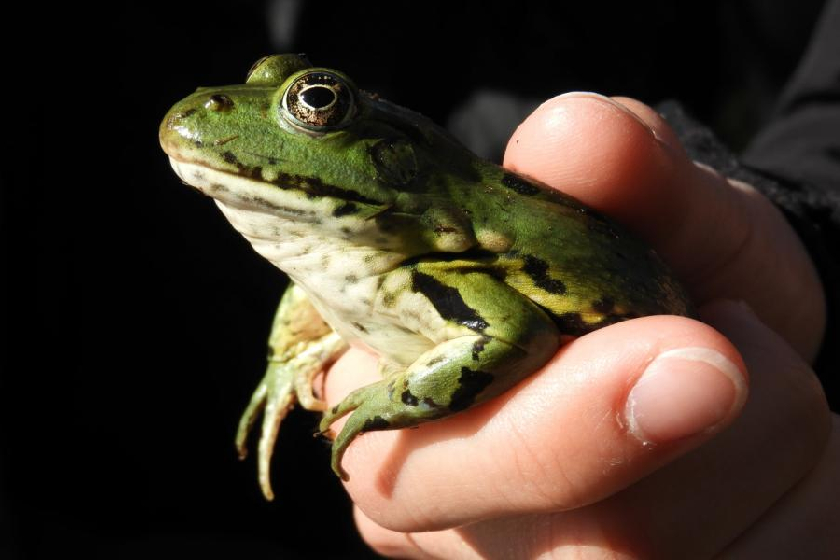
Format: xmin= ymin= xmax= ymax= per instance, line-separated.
xmin=293 ymin=331 xmax=347 ymax=412
xmin=329 ymin=401 xmax=388 ymax=480
xmin=294 ymin=363 xmax=327 ymax=412
xmin=318 ymin=382 xmax=388 ymax=479
xmin=318 ymin=383 xmax=370 ymax=435
xmin=236 ymin=362 xmax=296 ymax=501
xmin=324 ymin=381 xmax=443 ymax=480
xmin=236 ymin=378 xmax=267 ymax=460
xmin=257 ymin=365 xmax=296 ymax=500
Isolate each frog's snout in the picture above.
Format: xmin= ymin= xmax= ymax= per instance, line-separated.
xmin=159 ymin=102 xmax=198 ymax=155
xmin=160 ymin=90 xmax=244 ymax=161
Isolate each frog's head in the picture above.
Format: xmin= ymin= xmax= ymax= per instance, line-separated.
xmin=160 ymin=54 xmax=480 ymax=254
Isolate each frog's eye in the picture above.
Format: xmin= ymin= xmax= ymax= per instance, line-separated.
xmin=281 ymin=71 xmax=355 ymax=131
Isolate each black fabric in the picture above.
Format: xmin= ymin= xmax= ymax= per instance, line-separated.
xmin=656 ymin=0 xmax=840 ymax=410
xmin=744 ymin=0 xmax=840 ymax=192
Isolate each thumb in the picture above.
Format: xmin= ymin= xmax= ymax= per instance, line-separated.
xmin=325 ymin=315 xmax=748 ymax=533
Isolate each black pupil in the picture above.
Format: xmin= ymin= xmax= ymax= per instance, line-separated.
xmin=300 ymin=86 xmax=336 ymax=109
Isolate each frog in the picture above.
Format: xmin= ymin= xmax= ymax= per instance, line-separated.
xmin=159 ymin=54 xmax=692 ymax=500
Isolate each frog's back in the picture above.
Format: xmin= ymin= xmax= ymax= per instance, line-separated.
xmin=456 ymin=166 xmax=692 ymax=334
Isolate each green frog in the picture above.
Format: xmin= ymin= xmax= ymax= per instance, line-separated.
xmin=159 ymin=54 xmax=692 ymax=500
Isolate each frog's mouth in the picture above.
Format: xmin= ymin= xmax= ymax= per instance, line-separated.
xmin=168 ymin=157 xmax=327 ymax=221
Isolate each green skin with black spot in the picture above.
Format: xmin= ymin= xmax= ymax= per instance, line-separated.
xmin=159 ymin=54 xmax=692 ymax=499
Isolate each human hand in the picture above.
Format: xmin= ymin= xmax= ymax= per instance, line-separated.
xmin=326 ymin=94 xmax=836 ymax=558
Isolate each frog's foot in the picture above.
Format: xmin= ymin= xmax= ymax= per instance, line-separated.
xmin=236 ymin=331 xmax=349 ymax=500
xmin=235 ymin=378 xmax=267 ymax=461
xmin=236 ymin=361 xmax=296 ymax=501
xmin=319 ymin=323 xmax=561 ymax=480
xmin=291 ymin=332 xmax=348 ymax=412
xmin=319 ymin=377 xmax=444 ymax=480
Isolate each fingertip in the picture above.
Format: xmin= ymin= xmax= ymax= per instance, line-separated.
xmin=610 ymin=96 xmax=687 ymax=156
xmin=354 ymin=506 xmax=420 ymax=558
xmin=503 ymin=93 xmax=684 ymax=235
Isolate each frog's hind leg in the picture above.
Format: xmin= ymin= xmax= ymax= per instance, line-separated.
xmin=236 ymin=361 xmax=297 ymax=501
xmin=320 ymin=333 xmax=556 ymax=480
xmin=236 ymin=283 xmax=348 ymax=500
xmin=319 ymin=267 xmax=561 ymax=480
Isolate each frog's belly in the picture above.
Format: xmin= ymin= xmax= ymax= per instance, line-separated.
xmin=300 ymin=279 xmax=435 ymax=367
xmin=213 ymin=199 xmax=434 ymax=366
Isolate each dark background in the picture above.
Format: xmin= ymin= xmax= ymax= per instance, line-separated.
xmin=1 ymin=0 xmax=829 ymax=558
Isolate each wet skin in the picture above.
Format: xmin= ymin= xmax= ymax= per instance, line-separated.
xmin=159 ymin=54 xmax=692 ymax=499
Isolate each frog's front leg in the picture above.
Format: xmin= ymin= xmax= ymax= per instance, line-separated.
xmin=320 ymin=265 xmax=561 ymax=479
xmin=237 ymin=282 xmax=348 ymax=500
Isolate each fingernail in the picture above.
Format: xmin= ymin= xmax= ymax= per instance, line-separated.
xmin=626 ymin=347 xmax=747 ymax=444
xmin=556 ymin=91 xmax=612 ymax=100
xmin=554 ymin=92 xmax=657 ymax=138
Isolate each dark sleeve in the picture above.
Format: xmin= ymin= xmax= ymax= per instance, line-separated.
xmin=743 ymin=0 xmax=840 ymax=193
xmin=655 ymin=0 xmax=840 ymax=410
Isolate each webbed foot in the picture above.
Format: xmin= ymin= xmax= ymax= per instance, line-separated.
xmin=236 ymin=362 xmax=295 ymax=501
xmin=236 ymin=284 xmax=348 ymax=500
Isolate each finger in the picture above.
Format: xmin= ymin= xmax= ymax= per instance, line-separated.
xmin=354 ymin=502 xmax=638 ymax=559
xmin=323 ymin=346 xmax=380 ymax=402
xmin=503 ymin=93 xmax=824 ymax=359
xmin=585 ymin=300 xmax=831 ymax=558
xmin=325 ymin=315 xmax=746 ymax=532
xmin=720 ymin=413 xmax=840 ymax=558
xmin=355 ymin=502 xmax=628 ymax=560
xmin=355 ymin=302 xmax=832 ymax=559
xmin=354 ymin=506 xmax=439 ymax=560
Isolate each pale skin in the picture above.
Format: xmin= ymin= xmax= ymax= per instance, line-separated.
xmin=322 ymin=94 xmax=839 ymax=558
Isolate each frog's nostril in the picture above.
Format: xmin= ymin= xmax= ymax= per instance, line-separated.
xmin=205 ymin=94 xmax=234 ymax=112
xmin=165 ymin=108 xmax=194 ymax=127
xmin=161 ymin=106 xmax=202 ymax=146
